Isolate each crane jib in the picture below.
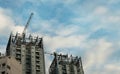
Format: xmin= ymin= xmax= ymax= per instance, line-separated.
xmin=22 ymin=13 xmax=34 ymax=35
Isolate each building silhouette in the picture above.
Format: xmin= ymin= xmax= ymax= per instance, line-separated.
xmin=0 ymin=55 xmax=22 ymax=74
xmin=6 ymin=33 xmax=46 ymax=74
xmin=49 ymin=53 xmax=84 ymax=74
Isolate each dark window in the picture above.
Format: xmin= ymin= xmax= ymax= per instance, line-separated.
xmin=2 ymin=63 xmax=5 ymax=68
xmin=1 ymin=71 xmax=5 ymax=74
xmin=26 ymin=72 xmax=31 ymax=74
xmin=36 ymin=52 xmax=39 ymax=55
xmin=36 ymin=70 xmax=40 ymax=72
xmin=7 ymin=65 xmax=11 ymax=69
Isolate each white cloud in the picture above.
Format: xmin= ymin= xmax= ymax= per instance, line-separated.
xmin=108 ymin=0 xmax=120 ymax=4
xmin=106 ymin=64 xmax=120 ymax=70
xmin=83 ymin=39 xmax=114 ymax=74
xmin=108 ymin=16 xmax=120 ymax=23
xmin=44 ymin=35 xmax=86 ymax=52
xmin=41 ymin=0 xmax=78 ymax=5
xmin=105 ymin=63 xmax=120 ymax=73
xmin=0 ymin=45 xmax=6 ymax=54
xmin=0 ymin=7 xmax=24 ymax=36
xmin=94 ymin=6 xmax=108 ymax=15
xmin=55 ymin=25 xmax=80 ymax=36
xmin=13 ymin=25 xmax=24 ymax=33
xmin=0 ymin=7 xmax=14 ymax=35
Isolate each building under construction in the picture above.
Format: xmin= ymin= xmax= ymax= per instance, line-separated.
xmin=3 ymin=13 xmax=84 ymax=74
xmin=49 ymin=53 xmax=84 ymax=74
xmin=5 ymin=13 xmax=46 ymax=74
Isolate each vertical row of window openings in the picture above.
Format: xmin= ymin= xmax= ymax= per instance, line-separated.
xmin=0 ymin=63 xmax=11 ymax=74
xmin=36 ymin=51 xmax=41 ymax=74
xmin=16 ymin=46 xmax=21 ymax=62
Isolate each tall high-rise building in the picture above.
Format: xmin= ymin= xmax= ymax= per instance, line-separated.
xmin=49 ymin=53 xmax=84 ymax=74
xmin=6 ymin=33 xmax=46 ymax=74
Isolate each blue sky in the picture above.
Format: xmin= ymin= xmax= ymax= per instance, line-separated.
xmin=0 ymin=0 xmax=120 ymax=74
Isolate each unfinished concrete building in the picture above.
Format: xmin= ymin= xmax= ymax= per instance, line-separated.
xmin=49 ymin=53 xmax=84 ymax=74
xmin=0 ymin=55 xmax=22 ymax=74
xmin=5 ymin=13 xmax=46 ymax=74
xmin=6 ymin=33 xmax=46 ymax=74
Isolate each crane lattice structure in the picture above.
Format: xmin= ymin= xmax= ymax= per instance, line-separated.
xmin=22 ymin=13 xmax=34 ymax=37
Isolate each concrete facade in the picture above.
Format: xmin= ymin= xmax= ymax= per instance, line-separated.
xmin=49 ymin=53 xmax=84 ymax=74
xmin=6 ymin=33 xmax=46 ymax=74
xmin=0 ymin=56 xmax=22 ymax=74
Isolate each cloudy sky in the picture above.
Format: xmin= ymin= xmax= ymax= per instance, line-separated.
xmin=0 ymin=0 xmax=120 ymax=74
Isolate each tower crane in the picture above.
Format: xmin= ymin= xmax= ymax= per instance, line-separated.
xmin=44 ymin=52 xmax=68 ymax=57
xmin=44 ymin=52 xmax=54 ymax=55
xmin=22 ymin=13 xmax=34 ymax=37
